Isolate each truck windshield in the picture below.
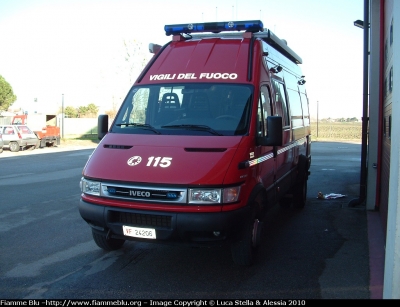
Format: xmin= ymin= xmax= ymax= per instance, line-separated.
xmin=111 ymin=83 xmax=253 ymax=136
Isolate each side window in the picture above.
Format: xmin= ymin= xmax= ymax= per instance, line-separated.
xmin=271 ymin=79 xmax=290 ymax=127
xmin=4 ymin=127 xmax=15 ymax=135
xmin=261 ymin=86 xmax=272 ymax=116
xmin=121 ymin=88 xmax=150 ymax=124
xmin=300 ymin=92 xmax=310 ymax=126
xmin=286 ymin=88 xmax=303 ymax=128
xmin=259 ymin=85 xmax=273 ymax=137
xmin=257 ymin=96 xmax=265 ymax=137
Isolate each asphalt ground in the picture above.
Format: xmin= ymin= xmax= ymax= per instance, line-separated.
xmin=0 ymin=139 xmax=98 ymax=157
xmin=0 ymin=139 xmax=385 ymax=299
xmin=308 ymin=141 xmax=384 ymax=299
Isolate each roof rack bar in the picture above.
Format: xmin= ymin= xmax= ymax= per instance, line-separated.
xmin=255 ymin=29 xmax=302 ymax=64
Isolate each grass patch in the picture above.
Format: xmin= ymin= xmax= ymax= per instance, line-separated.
xmin=61 ymin=134 xmax=99 ymax=146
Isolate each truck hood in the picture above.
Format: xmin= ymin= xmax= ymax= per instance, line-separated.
xmin=83 ymin=133 xmax=243 ymax=185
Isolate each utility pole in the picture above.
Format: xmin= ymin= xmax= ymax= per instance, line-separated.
xmin=62 ymin=94 xmax=64 ymax=139
xmin=317 ymin=101 xmax=319 ymax=138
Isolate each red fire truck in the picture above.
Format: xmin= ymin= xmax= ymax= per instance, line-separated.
xmin=79 ymin=20 xmax=311 ymax=266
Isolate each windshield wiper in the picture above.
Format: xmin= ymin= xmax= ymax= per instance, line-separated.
xmin=161 ymin=124 xmax=222 ymax=136
xmin=116 ymin=123 xmax=161 ymax=134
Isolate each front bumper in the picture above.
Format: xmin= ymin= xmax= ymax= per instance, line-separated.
xmin=79 ymin=199 xmax=251 ymax=246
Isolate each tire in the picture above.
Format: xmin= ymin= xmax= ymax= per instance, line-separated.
xmin=231 ymin=220 xmax=254 ymax=266
xmin=231 ymin=203 xmax=263 ymax=266
xmin=293 ymin=179 xmax=307 ymax=209
xmin=9 ymin=142 xmax=20 ymax=152
xmin=279 ymin=195 xmax=292 ymax=208
xmin=293 ymin=155 xmax=308 ymax=209
xmin=92 ymin=230 xmax=125 ymax=251
xmin=0 ymin=147 xmax=3 ymax=153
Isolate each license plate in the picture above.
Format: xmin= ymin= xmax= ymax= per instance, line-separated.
xmin=122 ymin=226 xmax=156 ymax=239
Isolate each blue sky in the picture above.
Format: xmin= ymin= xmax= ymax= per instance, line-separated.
xmin=0 ymin=0 xmax=363 ymax=119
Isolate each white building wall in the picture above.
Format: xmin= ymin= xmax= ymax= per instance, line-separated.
xmin=383 ymin=0 xmax=400 ymax=299
xmin=57 ymin=118 xmax=98 ymax=136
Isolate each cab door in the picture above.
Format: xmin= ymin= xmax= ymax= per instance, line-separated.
xmin=256 ymin=84 xmax=275 ymax=203
xmin=271 ymin=79 xmax=294 ymax=198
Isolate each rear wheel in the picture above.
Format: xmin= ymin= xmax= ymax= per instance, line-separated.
xmin=279 ymin=195 xmax=292 ymax=208
xmin=293 ymin=179 xmax=307 ymax=209
xmin=293 ymin=155 xmax=309 ymax=209
xmin=92 ymin=230 xmax=125 ymax=251
xmin=9 ymin=142 xmax=20 ymax=152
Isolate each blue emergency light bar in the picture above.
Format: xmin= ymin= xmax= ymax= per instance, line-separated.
xmin=165 ymin=20 xmax=264 ymax=36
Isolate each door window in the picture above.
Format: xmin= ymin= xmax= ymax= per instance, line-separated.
xmin=271 ymin=79 xmax=290 ymax=127
xmin=258 ymin=85 xmax=273 ymax=137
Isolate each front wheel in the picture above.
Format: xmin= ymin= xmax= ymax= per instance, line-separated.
xmin=92 ymin=230 xmax=125 ymax=251
xmin=9 ymin=142 xmax=20 ymax=152
xmin=231 ymin=208 xmax=263 ymax=266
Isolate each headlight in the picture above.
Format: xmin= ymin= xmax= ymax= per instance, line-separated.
xmin=80 ymin=178 xmax=101 ymax=196
xmin=189 ymin=189 xmax=221 ymax=204
xmin=188 ymin=186 xmax=241 ymax=204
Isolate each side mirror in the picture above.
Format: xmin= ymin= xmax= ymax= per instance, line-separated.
xmin=257 ymin=116 xmax=282 ymax=146
xmin=98 ymin=114 xmax=109 ymax=140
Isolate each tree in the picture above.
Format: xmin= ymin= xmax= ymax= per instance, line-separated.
xmin=105 ymin=99 xmax=119 ymax=120
xmin=77 ymin=105 xmax=95 ymax=117
xmin=77 ymin=106 xmax=88 ymax=117
xmin=123 ymin=39 xmax=149 ymax=84
xmin=348 ymin=117 xmax=359 ymax=122
xmin=0 ymin=75 xmax=17 ymax=111
xmin=60 ymin=103 xmax=99 ymax=118
xmin=64 ymin=106 xmax=78 ymax=118
xmin=86 ymin=103 xmax=99 ymax=117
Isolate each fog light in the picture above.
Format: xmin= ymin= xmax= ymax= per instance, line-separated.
xmin=213 ymin=231 xmax=221 ymax=237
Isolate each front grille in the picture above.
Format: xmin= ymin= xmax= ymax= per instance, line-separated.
xmin=107 ymin=186 xmax=181 ymax=201
xmin=109 ymin=211 xmax=172 ymax=228
xmin=101 ymin=183 xmax=187 ymax=204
